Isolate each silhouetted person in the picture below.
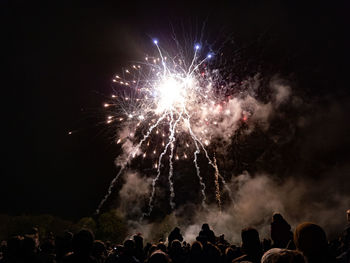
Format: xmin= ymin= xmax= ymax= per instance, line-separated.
xmin=198 ymin=224 xmax=216 ymax=244
xmin=187 ymin=241 xmax=203 ymax=263
xmin=1 ymin=236 xmax=22 ymax=263
xmin=182 ymin=241 xmax=190 ymax=255
xmin=294 ymin=222 xmax=334 ymax=263
xmin=156 ymin=243 xmax=166 ymax=254
xmin=233 ymin=227 xmax=262 ymax=263
xmin=118 ymin=239 xmax=139 ymax=263
xmin=336 ymin=211 xmax=350 ymax=263
xmin=225 ymin=246 xmax=240 ymax=263
xmin=22 ymin=236 xmax=41 ymax=263
xmin=38 ymin=239 xmax=56 ymax=263
xmin=168 ymin=240 xmax=184 ymax=263
xmin=342 ymin=209 xmax=350 ymax=249
xmin=261 ymin=248 xmax=305 ymax=263
xmin=217 ymin=235 xmax=229 ymax=247
xmin=147 ymin=245 xmax=158 ymax=259
xmin=106 ymin=245 xmax=123 ymax=263
xmin=27 ymin=227 xmax=40 ymax=249
xmin=202 ymin=243 xmax=221 ymax=263
xmin=56 ymin=231 xmax=73 ymax=261
xmin=147 ymin=250 xmax=171 ymax=263
xmin=133 ymin=234 xmax=144 ymax=262
xmin=92 ymin=240 xmax=106 ymax=263
xmin=168 ymin=228 xmax=183 ymax=246
xmin=262 ymin=238 xmax=272 ymax=252
xmin=63 ymin=229 xmax=97 ymax=263
xmin=270 ymin=213 xmax=294 ymax=249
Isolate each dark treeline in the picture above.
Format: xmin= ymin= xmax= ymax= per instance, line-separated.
xmin=0 ymin=210 xmax=127 ymax=245
xmin=0 ymin=210 xmax=349 ymax=263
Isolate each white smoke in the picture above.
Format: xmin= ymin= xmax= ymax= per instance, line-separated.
xmin=181 ymin=170 xmax=350 ymax=244
xmin=189 ymin=75 xmax=287 ymax=151
xmin=118 ymin=171 xmax=152 ymax=217
xmin=119 ymin=170 xmax=350 ymax=244
xmin=270 ymin=77 xmax=291 ymax=106
xmin=115 ymin=134 xmax=141 ymax=167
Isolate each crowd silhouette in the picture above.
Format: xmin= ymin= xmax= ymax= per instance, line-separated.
xmin=0 ymin=211 xmax=349 ymax=263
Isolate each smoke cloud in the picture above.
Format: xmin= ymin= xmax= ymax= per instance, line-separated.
xmin=182 ymin=170 xmax=350 ymax=244
xmin=119 ymin=169 xmax=350 ymax=244
xmin=118 ymin=171 xmax=152 ymax=218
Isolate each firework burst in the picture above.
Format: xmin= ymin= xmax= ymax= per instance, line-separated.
xmin=96 ymin=39 xmax=238 ymax=217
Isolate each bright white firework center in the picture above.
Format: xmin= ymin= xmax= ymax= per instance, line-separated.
xmin=155 ymin=75 xmax=194 ymax=113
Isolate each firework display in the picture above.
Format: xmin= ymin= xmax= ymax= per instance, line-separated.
xmin=96 ymin=39 xmax=255 ymax=217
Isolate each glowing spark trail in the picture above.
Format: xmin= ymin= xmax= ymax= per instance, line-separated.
xmin=97 ymin=38 xmax=241 ymax=216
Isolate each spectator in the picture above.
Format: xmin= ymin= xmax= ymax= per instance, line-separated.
xmin=270 ymin=213 xmax=294 ymax=249
xmin=261 ymin=248 xmax=305 ymax=263
xmin=156 ymin=243 xmax=167 ymax=254
xmin=1 ymin=236 xmax=22 ymax=263
xmin=39 ymin=239 xmax=56 ymax=263
xmin=233 ymin=227 xmax=262 ymax=263
xmin=63 ymin=229 xmax=97 ymax=263
xmin=147 ymin=250 xmax=171 ymax=263
xmin=294 ymin=222 xmax=334 ymax=263
xmin=133 ymin=234 xmax=145 ymax=262
xmin=118 ymin=239 xmax=139 ymax=263
xmin=92 ymin=240 xmax=107 ymax=263
xmin=22 ymin=236 xmax=40 ymax=263
xmin=225 ymin=246 xmax=241 ymax=263
xmin=168 ymin=228 xmax=183 ymax=246
xmin=198 ymin=224 xmax=216 ymax=244
xmin=203 ymin=243 xmax=222 ymax=263
xmin=336 ymin=210 xmax=350 ymax=263
xmin=187 ymin=241 xmax=203 ymax=263
xmin=168 ymin=240 xmax=184 ymax=263
xmin=55 ymin=231 xmax=73 ymax=261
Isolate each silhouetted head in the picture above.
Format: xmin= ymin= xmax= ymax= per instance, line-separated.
xmin=294 ymin=223 xmax=328 ymax=261
xmin=148 ymin=250 xmax=171 ymax=263
xmin=7 ymin=236 xmax=22 ymax=255
xmin=205 ymin=243 xmax=222 ymax=259
xmin=72 ymin=229 xmax=94 ymax=255
xmin=124 ymin=239 xmax=135 ymax=255
xmin=23 ymin=236 xmax=36 ymax=253
xmin=40 ymin=240 xmax=55 ymax=253
xmin=157 ymin=242 xmax=167 ymax=253
xmin=133 ymin=233 xmax=144 ymax=247
xmin=202 ymin=224 xmax=210 ymax=231
xmin=173 ymin=227 xmax=180 ymax=233
xmin=63 ymin=231 xmax=73 ymax=240
xmin=92 ymin=240 xmax=106 ymax=258
xmin=225 ymin=247 xmax=234 ymax=257
xmin=196 ymin=234 xmax=207 ymax=245
xmin=272 ymin=213 xmax=284 ymax=222
xmin=261 ymin=248 xmax=305 ymax=263
xmin=115 ymin=244 xmax=124 ymax=256
xmin=241 ymin=227 xmax=261 ymax=253
xmin=190 ymin=241 xmax=203 ymax=255
xmin=149 ymin=244 xmax=158 ymax=256
xmin=170 ymin=240 xmax=182 ymax=252
xmin=28 ymin=227 xmax=39 ymax=235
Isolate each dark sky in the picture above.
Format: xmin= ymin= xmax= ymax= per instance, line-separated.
xmin=2 ymin=0 xmax=349 ymax=219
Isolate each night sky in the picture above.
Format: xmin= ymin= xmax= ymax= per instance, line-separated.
xmin=3 ymin=1 xmax=349 ymax=219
